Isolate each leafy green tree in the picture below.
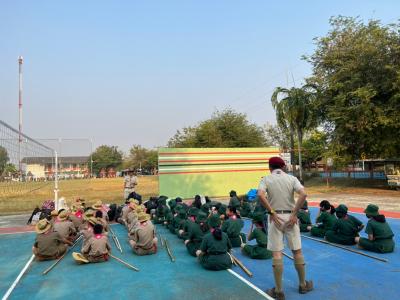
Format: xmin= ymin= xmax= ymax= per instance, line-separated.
xmin=124 ymin=145 xmax=158 ymax=173
xmin=299 ymin=130 xmax=327 ymax=170
xmin=264 ymin=123 xmax=290 ymax=150
xmin=271 ymin=85 xmax=317 ymax=179
xmin=0 ymin=146 xmax=9 ymax=175
xmin=90 ymin=145 xmax=123 ymax=175
xmin=168 ymin=109 xmax=267 ymax=147
xmin=305 ymin=16 xmax=400 ymax=161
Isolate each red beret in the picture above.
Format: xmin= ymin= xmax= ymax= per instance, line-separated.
xmin=269 ymin=156 xmax=285 ymax=168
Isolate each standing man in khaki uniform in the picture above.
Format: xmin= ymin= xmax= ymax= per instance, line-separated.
xmin=123 ymin=169 xmax=138 ymax=200
xmin=257 ymin=157 xmax=313 ymax=300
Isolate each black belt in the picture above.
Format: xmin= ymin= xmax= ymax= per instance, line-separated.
xmin=275 ymin=210 xmax=293 ymax=214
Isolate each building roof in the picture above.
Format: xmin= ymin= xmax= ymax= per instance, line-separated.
xmin=21 ymin=156 xmax=89 ymax=164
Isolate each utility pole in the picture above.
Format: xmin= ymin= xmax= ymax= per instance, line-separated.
xmin=18 ymin=56 xmax=23 ymax=179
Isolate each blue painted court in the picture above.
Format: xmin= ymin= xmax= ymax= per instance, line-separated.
xmin=1 ymin=207 xmax=399 ymax=300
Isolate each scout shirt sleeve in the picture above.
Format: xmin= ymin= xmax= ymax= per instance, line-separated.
xmin=221 ymin=220 xmax=228 ymax=233
xmin=365 ymin=221 xmax=373 ymax=235
xmin=293 ymin=177 xmax=304 ymax=193
xmin=331 ymin=220 xmax=339 ymax=232
xmin=316 ymin=212 xmax=326 ymax=224
xmin=248 ymin=229 xmax=256 ymax=241
xmin=200 ymin=236 xmax=208 ymax=252
xmin=258 ymin=176 xmax=267 ymax=192
xmin=82 ymin=238 xmax=91 ymax=254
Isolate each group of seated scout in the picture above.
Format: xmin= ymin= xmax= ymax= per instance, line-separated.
xmin=118 ymin=199 xmax=158 ymax=255
xmin=151 ymin=191 xmax=273 ymax=271
xmin=296 ymin=200 xmax=395 ymax=253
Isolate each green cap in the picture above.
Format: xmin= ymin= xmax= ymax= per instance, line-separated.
xmin=196 ymin=211 xmax=208 ymax=223
xmin=208 ymin=214 xmax=221 ymax=228
xmin=251 ymin=212 xmax=264 ymax=223
xmin=188 ymin=207 xmax=199 ymax=217
xmin=336 ymin=204 xmax=348 ymax=214
xmin=364 ymin=204 xmax=379 ymax=216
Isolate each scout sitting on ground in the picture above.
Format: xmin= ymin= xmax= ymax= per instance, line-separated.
xmin=221 ymin=206 xmax=246 ymax=247
xmin=325 ymin=204 xmax=364 ymax=245
xmin=297 ymin=200 xmax=312 ymax=232
xmin=53 ymin=210 xmax=77 ymax=242
xmin=239 ymin=196 xmax=252 ymax=218
xmin=32 ymin=219 xmax=73 ymax=261
xmin=129 ymin=212 xmax=158 ymax=255
xmin=178 ymin=207 xmax=198 ymax=240
xmin=241 ymin=212 xmax=272 ymax=259
xmin=73 ymin=224 xmax=111 ymax=264
xmin=196 ymin=214 xmax=233 ymax=271
xmin=310 ymin=200 xmax=337 ymax=237
xmin=355 ymin=204 xmax=395 ymax=253
xmin=185 ymin=211 xmax=209 ymax=257
xmin=228 ymin=190 xmax=241 ymax=210
xmin=95 ymin=210 xmax=109 ymax=233
xmin=68 ymin=204 xmax=84 ymax=231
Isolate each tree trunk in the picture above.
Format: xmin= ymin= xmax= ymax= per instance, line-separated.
xmin=290 ymin=127 xmax=295 ymax=175
xmin=297 ymin=129 xmax=303 ymax=181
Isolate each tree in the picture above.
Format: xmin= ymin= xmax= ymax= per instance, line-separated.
xmin=168 ymin=109 xmax=267 ymax=147
xmin=264 ymin=123 xmax=290 ymax=150
xmin=0 ymin=146 xmax=9 ymax=175
xmin=300 ymin=130 xmax=327 ymax=170
xmin=90 ymin=145 xmax=123 ymax=176
xmin=305 ymin=16 xmax=400 ymax=161
xmin=124 ymin=145 xmax=158 ymax=173
xmin=271 ymin=85 xmax=317 ymax=179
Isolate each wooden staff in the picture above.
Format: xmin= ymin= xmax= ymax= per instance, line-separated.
xmin=230 ymin=253 xmax=253 ymax=277
xmin=43 ymin=235 xmax=83 ymax=275
xmin=109 ymin=227 xmax=122 ymax=253
xmin=282 ymin=251 xmax=294 ymax=260
xmin=109 ymin=254 xmax=140 ymax=271
xmin=158 ymin=234 xmax=164 ymax=248
xmin=301 ymin=234 xmax=388 ymax=263
xmin=163 ymin=238 xmax=175 ymax=262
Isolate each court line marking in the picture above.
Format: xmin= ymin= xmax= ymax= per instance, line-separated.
xmin=227 ymin=269 xmax=274 ymax=300
xmin=2 ymin=254 xmax=35 ymax=300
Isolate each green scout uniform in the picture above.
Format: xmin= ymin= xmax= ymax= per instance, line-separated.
xmin=326 ymin=214 xmax=363 ymax=245
xmin=153 ymin=205 xmax=168 ymax=224
xmin=229 ymin=196 xmax=241 ymax=209
xmin=243 ymin=228 xmax=272 ymax=259
xmin=179 ymin=208 xmax=198 ymax=240
xmin=239 ymin=201 xmax=252 ymax=218
xmin=297 ymin=210 xmax=312 ymax=232
xmin=310 ymin=211 xmax=336 ymax=237
xmin=34 ymin=231 xmax=67 ymax=260
xmin=185 ymin=213 xmax=207 ymax=257
xmin=199 ymin=231 xmax=232 ymax=270
xmin=359 ymin=219 xmax=395 ymax=253
xmin=221 ymin=216 xmax=246 ymax=247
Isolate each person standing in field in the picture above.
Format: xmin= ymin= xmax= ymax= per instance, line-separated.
xmin=257 ymin=156 xmax=313 ymax=300
xmin=123 ymin=169 xmax=138 ymax=200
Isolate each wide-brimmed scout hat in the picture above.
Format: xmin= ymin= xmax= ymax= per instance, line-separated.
xmin=86 ymin=216 xmax=98 ymax=226
xmin=336 ymin=204 xmax=348 ymax=214
xmin=208 ymin=214 xmax=221 ymax=228
xmin=84 ymin=209 xmax=95 ymax=218
xmin=364 ymin=204 xmax=379 ymax=216
xmin=135 ymin=206 xmax=144 ymax=214
xmin=35 ymin=219 xmax=52 ymax=234
xmin=50 ymin=210 xmax=58 ymax=217
xmin=129 ymin=201 xmax=138 ymax=209
xmin=58 ymin=210 xmax=68 ymax=221
xmin=138 ymin=212 xmax=150 ymax=223
xmin=92 ymin=200 xmax=103 ymax=210
xmin=72 ymin=252 xmax=89 ymax=264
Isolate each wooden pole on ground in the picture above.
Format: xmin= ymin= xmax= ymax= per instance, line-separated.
xmin=230 ymin=253 xmax=253 ymax=277
xmin=109 ymin=227 xmax=122 ymax=253
xmin=43 ymin=235 xmax=83 ymax=275
xmin=282 ymin=251 xmax=294 ymax=260
xmin=163 ymin=238 xmax=175 ymax=262
xmin=109 ymin=254 xmax=140 ymax=271
xmin=301 ymin=234 xmax=388 ymax=263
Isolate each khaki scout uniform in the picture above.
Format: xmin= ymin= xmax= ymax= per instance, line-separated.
xmin=82 ymin=234 xmax=111 ymax=262
xmin=34 ymin=231 xmax=67 ymax=260
xmin=124 ymin=174 xmax=138 ymax=199
xmin=130 ymin=219 xmax=157 ymax=255
xmin=54 ymin=219 xmax=76 ymax=241
xmin=258 ymin=169 xmax=304 ymax=252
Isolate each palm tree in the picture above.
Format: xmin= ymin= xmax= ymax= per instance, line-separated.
xmin=271 ymin=85 xmax=317 ymax=180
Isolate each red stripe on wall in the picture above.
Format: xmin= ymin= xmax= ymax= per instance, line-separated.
xmin=159 ymin=158 xmax=268 ymax=163
xmin=159 ymin=151 xmax=280 ymax=155
xmin=159 ymin=168 xmax=268 ymax=175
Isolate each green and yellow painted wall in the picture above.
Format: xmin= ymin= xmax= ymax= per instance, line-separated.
xmin=158 ymin=147 xmax=280 ymax=199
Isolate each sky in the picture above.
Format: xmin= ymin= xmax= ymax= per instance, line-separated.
xmin=0 ymin=0 xmax=399 ymax=155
